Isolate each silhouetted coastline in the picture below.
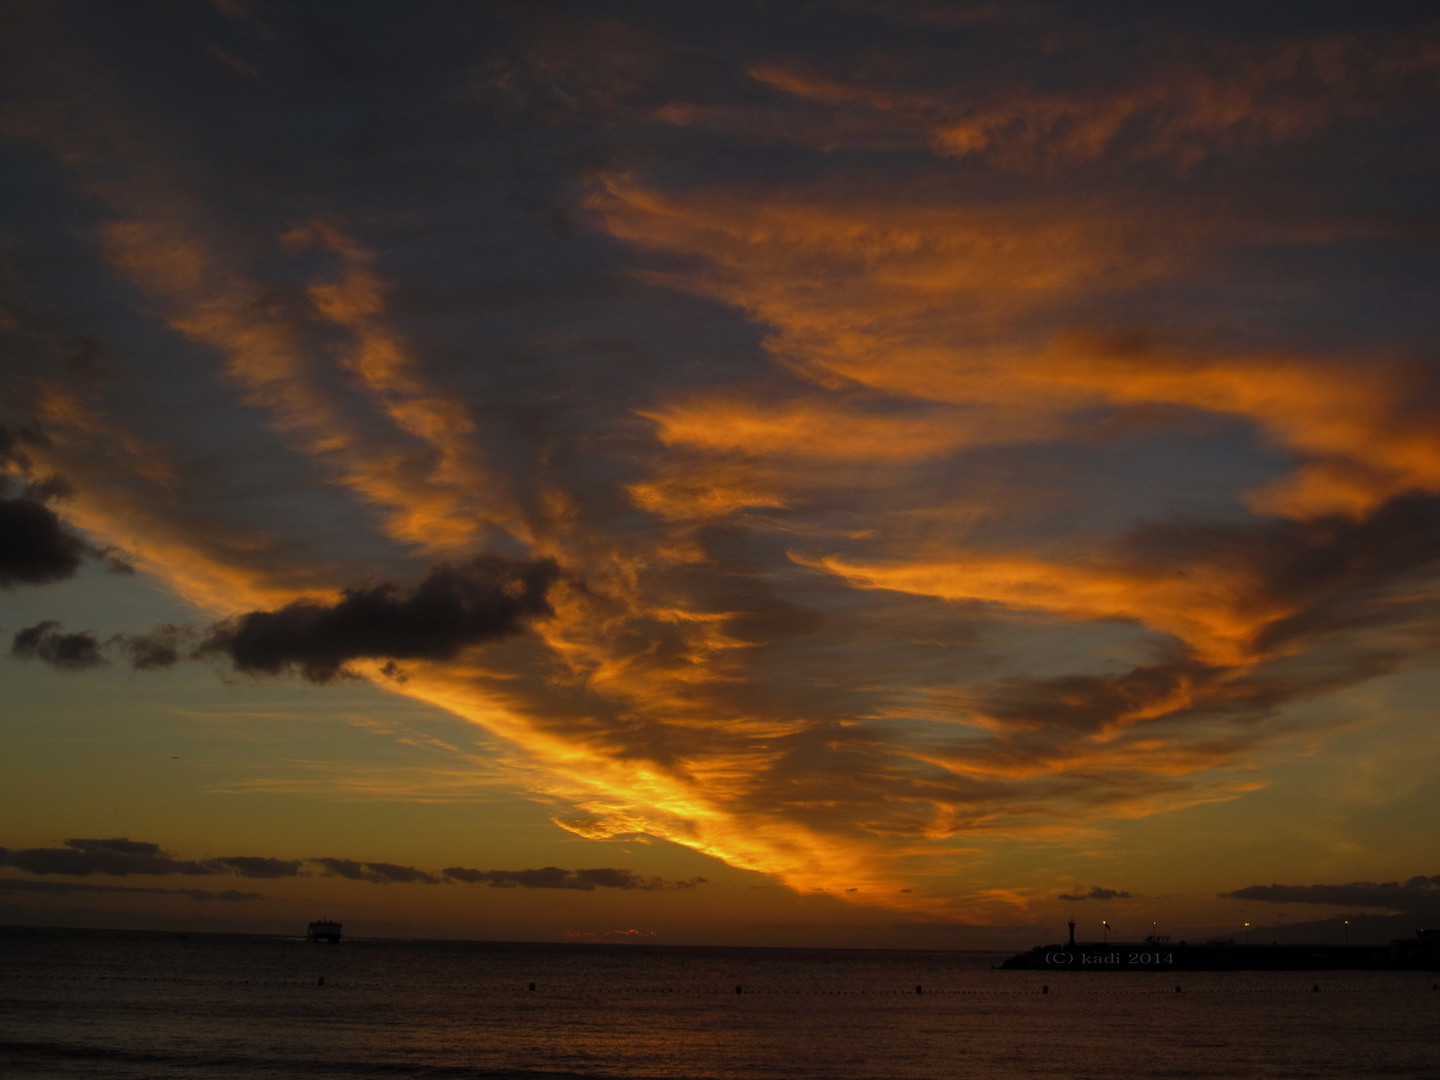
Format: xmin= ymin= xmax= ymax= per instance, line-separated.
xmin=1001 ymin=925 xmax=1440 ymax=971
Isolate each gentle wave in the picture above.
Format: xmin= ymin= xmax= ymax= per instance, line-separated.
xmin=2 ymin=927 xmax=1437 ymax=1080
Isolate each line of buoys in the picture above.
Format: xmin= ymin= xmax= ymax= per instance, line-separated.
xmin=61 ymin=974 xmax=1440 ymax=996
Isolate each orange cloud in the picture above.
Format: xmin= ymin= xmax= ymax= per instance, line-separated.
xmin=565 ymin=156 xmax=1440 ymax=906
xmin=800 ymin=550 xmax=1285 ymax=668
xmin=594 ymin=173 xmax=1440 ymax=527
xmin=27 ymin=385 xmax=311 ymax=613
xmin=642 ymin=396 xmax=1055 ymax=461
xmin=732 ymin=34 xmax=1440 ymax=171
xmin=380 ymin=660 xmax=922 ymax=903
xmin=1030 ymin=334 xmax=1440 ymax=520
xmin=627 ymin=459 xmax=785 ymax=521
xmin=932 ymin=35 xmax=1440 ymax=171
xmin=100 ymin=217 xmax=522 ymax=554
xmin=287 ymin=220 xmax=520 ymax=550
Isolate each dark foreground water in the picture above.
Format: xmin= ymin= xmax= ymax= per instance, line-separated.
xmin=1 ymin=926 xmax=1437 ymax=1079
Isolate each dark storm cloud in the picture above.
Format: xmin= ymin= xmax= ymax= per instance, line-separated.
xmin=208 ymin=856 xmax=306 ymax=879
xmin=0 ymin=423 xmax=49 ymax=473
xmin=0 ymin=420 xmax=133 ymax=587
xmin=1224 ymin=875 xmax=1440 ymax=912
xmin=116 ymin=624 xmax=192 ymax=670
xmin=0 ymin=422 xmax=113 ymax=586
xmin=10 ymin=621 xmax=108 ymax=670
xmin=0 ymin=495 xmax=91 ymax=587
xmin=1058 ymin=886 xmax=1132 ymax=901
xmin=441 ymin=865 xmax=707 ymax=891
xmin=0 ymin=840 xmax=455 ymax=888
xmin=966 ymin=492 xmax=1440 ymax=746
xmin=0 ymin=838 xmax=214 ymax=877
xmin=1246 ymin=498 xmax=1440 ymax=655
xmin=1122 ymin=494 xmax=1440 ymax=653
xmin=0 ymin=424 xmax=23 ymax=468
xmin=197 ymin=555 xmax=560 ymax=683
xmin=1 ymin=839 xmax=304 ymax=881
xmin=0 ymin=839 xmax=709 ymax=891
xmin=310 ymin=858 xmax=441 ymax=885
xmin=7 ymin=622 xmax=195 ymax=673
xmin=971 ymin=660 xmax=1212 ymax=736
xmin=7 ymin=555 xmax=562 ymax=680
xmin=0 ymin=877 xmax=260 ymax=902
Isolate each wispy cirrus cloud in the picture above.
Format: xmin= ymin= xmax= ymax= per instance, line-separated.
xmin=0 ymin=838 xmax=710 ymax=894
xmin=679 ymin=22 xmax=1440 ymax=171
xmin=1058 ymin=886 xmax=1132 ymax=901
xmin=1224 ymin=875 xmax=1440 ymax=914
xmin=309 ymin=858 xmax=440 ymax=885
xmin=0 ymin=838 xmax=220 ymax=878
xmin=0 ymin=878 xmax=260 ymax=902
xmin=11 ymin=621 xmax=108 ymax=670
xmin=441 ymin=866 xmax=707 ymax=891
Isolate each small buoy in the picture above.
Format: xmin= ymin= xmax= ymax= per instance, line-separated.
xmin=1312 ymin=984 xmax=1320 ymax=992
xmin=916 ymin=985 xmax=923 ymax=994
xmin=1175 ymin=986 xmax=1182 ymax=993
xmin=528 ymin=982 xmax=536 ymax=991
xmin=317 ymin=976 xmax=325 ymax=986
xmin=1041 ymin=985 xmax=1049 ymax=994
xmin=735 ymin=984 xmax=743 ymax=994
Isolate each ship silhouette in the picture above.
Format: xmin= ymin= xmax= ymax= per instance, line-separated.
xmin=305 ymin=919 xmax=342 ymax=943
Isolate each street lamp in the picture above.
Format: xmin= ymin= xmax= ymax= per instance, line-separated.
xmin=1344 ymin=919 xmax=1349 ymax=946
xmin=1102 ymin=920 xmax=1111 ymax=945
xmin=1244 ymin=922 xmax=1251 ymax=944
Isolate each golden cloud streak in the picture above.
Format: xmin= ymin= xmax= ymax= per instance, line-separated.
xmin=733 ymin=34 xmax=1440 ymax=170
xmin=288 ymin=220 xmax=523 ymax=551
xmin=595 ymin=176 xmax=1440 ymax=529
xmin=799 ymin=551 xmax=1290 ymax=668
xmin=97 ymin=216 xmax=524 ymax=555
xmin=385 ymin=663 xmax=922 ymax=904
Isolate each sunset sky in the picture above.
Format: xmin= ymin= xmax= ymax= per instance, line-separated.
xmin=3 ymin=0 xmax=1439 ymax=949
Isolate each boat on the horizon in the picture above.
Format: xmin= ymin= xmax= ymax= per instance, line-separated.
xmin=305 ymin=919 xmax=342 ymax=943
xmin=1000 ymin=920 xmax=1440 ymax=971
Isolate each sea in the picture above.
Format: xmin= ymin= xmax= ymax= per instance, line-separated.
xmin=1 ymin=926 xmax=1437 ymax=1079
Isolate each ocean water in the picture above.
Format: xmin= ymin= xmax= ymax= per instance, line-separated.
xmin=1 ymin=926 xmax=1437 ymax=1079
